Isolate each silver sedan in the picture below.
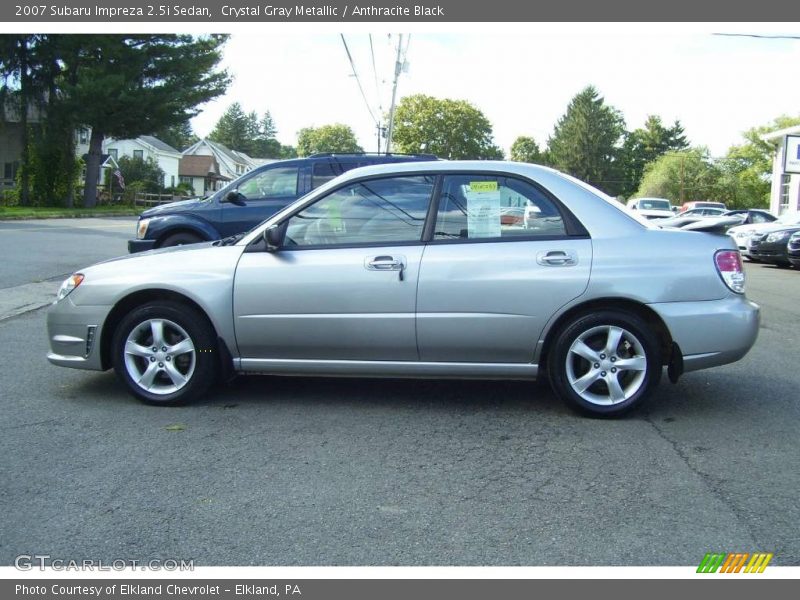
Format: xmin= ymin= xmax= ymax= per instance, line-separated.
xmin=47 ymin=161 xmax=759 ymax=417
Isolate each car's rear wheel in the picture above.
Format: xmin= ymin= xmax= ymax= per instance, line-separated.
xmin=160 ymin=232 xmax=203 ymax=248
xmin=548 ymin=310 xmax=662 ymax=417
xmin=112 ymin=301 xmax=217 ymax=405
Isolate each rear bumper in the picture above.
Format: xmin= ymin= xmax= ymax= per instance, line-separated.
xmin=648 ymin=296 xmax=760 ymax=373
xmin=128 ymin=238 xmax=157 ymax=253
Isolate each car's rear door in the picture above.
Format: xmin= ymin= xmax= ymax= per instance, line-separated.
xmin=233 ymin=174 xmax=436 ymax=361
xmin=416 ymin=173 xmax=592 ymax=363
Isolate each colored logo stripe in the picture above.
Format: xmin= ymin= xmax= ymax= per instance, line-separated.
xmin=697 ymin=552 xmax=773 ymax=573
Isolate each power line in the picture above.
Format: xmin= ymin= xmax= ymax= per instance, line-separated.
xmin=340 ymin=34 xmax=378 ymax=126
xmin=713 ymin=33 xmax=800 ymax=40
xmin=368 ymin=34 xmax=381 ymax=112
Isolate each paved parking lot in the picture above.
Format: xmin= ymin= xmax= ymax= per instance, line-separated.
xmin=0 ymin=218 xmax=798 ymax=566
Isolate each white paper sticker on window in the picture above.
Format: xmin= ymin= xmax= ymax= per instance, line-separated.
xmin=465 ymin=183 xmax=501 ymax=238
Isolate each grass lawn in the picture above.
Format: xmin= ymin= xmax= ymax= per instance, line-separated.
xmin=0 ymin=205 xmax=141 ymax=220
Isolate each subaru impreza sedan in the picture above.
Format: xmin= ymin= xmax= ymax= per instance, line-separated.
xmin=47 ymin=161 xmax=759 ymax=417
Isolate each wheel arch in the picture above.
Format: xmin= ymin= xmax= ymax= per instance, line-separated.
xmin=155 ymin=226 xmax=209 ymax=248
xmin=538 ymin=297 xmax=674 ymax=373
xmin=100 ymin=289 xmax=234 ymax=378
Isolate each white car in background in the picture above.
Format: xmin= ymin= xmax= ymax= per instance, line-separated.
xmin=728 ymin=211 xmax=800 ymax=259
xmin=626 ymin=198 xmax=674 ymax=220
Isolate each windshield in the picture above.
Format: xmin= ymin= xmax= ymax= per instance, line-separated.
xmin=636 ymin=199 xmax=671 ymax=211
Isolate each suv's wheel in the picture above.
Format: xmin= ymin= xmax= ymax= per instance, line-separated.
xmin=548 ymin=310 xmax=662 ymax=417
xmin=112 ymin=301 xmax=218 ymax=405
xmin=160 ymin=232 xmax=203 ymax=248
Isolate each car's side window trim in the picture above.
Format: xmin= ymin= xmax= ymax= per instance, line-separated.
xmin=422 ymin=171 xmax=590 ymax=244
xmin=272 ymin=173 xmax=437 ymax=250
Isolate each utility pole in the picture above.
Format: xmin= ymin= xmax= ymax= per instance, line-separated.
xmin=385 ymin=34 xmax=403 ymax=154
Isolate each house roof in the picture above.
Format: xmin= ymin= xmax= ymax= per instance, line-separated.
xmin=179 ymin=155 xmax=228 ymax=179
xmin=139 ymin=135 xmax=180 ymax=154
xmin=761 ymin=125 xmax=800 ymax=143
xmin=81 ymin=153 xmax=119 ymax=169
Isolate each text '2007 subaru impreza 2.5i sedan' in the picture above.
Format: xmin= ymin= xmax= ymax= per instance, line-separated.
xmin=47 ymin=161 xmax=760 ymax=417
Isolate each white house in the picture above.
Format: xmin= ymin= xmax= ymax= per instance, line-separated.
xmin=762 ymin=125 xmax=800 ymax=216
xmin=103 ymin=135 xmax=182 ymax=189
xmin=182 ymin=139 xmax=258 ymax=182
xmin=178 ymin=154 xmax=228 ymax=196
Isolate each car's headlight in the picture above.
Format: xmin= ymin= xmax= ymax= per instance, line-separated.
xmin=136 ymin=218 xmax=151 ymax=239
xmin=765 ymin=231 xmax=790 ymax=243
xmin=57 ymin=273 xmax=84 ymax=301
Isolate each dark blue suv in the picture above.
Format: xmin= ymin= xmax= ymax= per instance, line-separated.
xmin=128 ymin=153 xmax=436 ymax=253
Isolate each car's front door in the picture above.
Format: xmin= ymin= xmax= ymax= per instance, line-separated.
xmin=219 ymin=164 xmax=301 ymax=237
xmin=416 ymin=174 xmax=592 ymax=363
xmin=233 ymin=174 xmax=436 ymax=361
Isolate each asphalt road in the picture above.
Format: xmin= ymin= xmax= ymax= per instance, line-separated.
xmin=0 ymin=219 xmax=798 ymax=566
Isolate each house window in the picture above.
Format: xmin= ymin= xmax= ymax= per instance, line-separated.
xmin=171 ymin=175 xmax=175 ymax=188
xmin=79 ymin=129 xmax=88 ymax=144
xmin=133 ymin=150 xmax=144 ymax=160
xmin=108 ymin=148 xmax=118 ymax=160
xmin=3 ymin=161 xmax=18 ymax=181
xmin=779 ymin=174 xmax=791 ymax=215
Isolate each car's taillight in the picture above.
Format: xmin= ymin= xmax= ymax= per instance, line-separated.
xmin=715 ymin=250 xmax=745 ymax=294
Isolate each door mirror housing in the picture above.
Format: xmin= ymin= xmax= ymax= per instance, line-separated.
xmin=264 ymin=223 xmax=287 ymax=252
xmin=223 ymin=190 xmax=246 ymax=206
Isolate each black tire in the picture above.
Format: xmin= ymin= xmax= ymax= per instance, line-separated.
xmin=159 ymin=232 xmax=204 ymax=248
xmin=548 ymin=310 xmax=662 ymax=417
xmin=112 ymin=301 xmax=218 ymax=406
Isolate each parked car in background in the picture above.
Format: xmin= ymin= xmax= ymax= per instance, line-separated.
xmin=729 ymin=211 xmax=800 ymax=259
xmin=723 ymin=209 xmax=776 ymax=226
xmin=680 ymin=207 xmax=727 ymax=218
xmin=48 ymin=161 xmax=759 ymax=418
xmin=128 ymin=153 xmax=438 ymax=253
xmin=788 ymin=232 xmax=800 ymax=269
xmin=625 ymin=197 xmax=674 ymax=219
xmin=747 ymin=223 xmax=800 ymax=266
xmin=680 ymin=201 xmax=727 ymax=213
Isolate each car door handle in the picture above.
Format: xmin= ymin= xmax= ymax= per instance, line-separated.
xmin=537 ymin=250 xmax=578 ymax=266
xmin=365 ymin=255 xmax=406 ymax=280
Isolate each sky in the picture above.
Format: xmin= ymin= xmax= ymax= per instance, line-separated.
xmin=189 ymin=30 xmax=800 ymax=157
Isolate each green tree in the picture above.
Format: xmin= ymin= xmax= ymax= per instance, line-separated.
xmin=59 ymin=34 xmax=230 ymax=207
xmin=510 ymin=136 xmax=542 ymax=163
xmin=296 ymin=124 xmax=363 ymax=156
xmin=391 ymin=94 xmax=503 ymax=159
xmin=619 ymin=115 xmax=689 ymax=198
xmin=208 ymin=102 xmax=250 ymax=152
xmin=116 ymin=154 xmax=165 ymax=193
xmin=547 ymin=86 xmax=626 ymax=195
xmin=210 ymin=104 xmax=284 ymax=157
xmin=715 ymin=115 xmax=800 ymax=208
xmin=153 ymin=121 xmax=198 ymax=151
xmin=634 ymin=148 xmax=720 ymax=203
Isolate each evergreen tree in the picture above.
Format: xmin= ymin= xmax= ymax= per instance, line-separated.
xmin=547 ymin=86 xmax=626 ymax=195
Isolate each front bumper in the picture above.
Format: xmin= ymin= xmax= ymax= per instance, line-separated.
xmin=128 ymin=238 xmax=157 ymax=253
xmin=649 ymin=295 xmax=760 ymax=373
xmin=46 ymin=298 xmax=113 ymax=371
xmin=748 ymin=239 xmax=790 ymax=263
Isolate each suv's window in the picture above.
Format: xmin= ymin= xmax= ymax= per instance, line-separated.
xmin=433 ymin=175 xmax=566 ymax=240
xmin=285 ymin=175 xmax=435 ymax=247
xmin=238 ymin=166 xmax=299 ymax=199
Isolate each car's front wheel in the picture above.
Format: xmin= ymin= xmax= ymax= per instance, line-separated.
xmin=112 ymin=301 xmax=218 ymax=405
xmin=548 ymin=310 xmax=662 ymax=417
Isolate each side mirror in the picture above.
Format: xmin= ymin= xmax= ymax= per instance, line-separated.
xmin=263 ymin=223 xmax=286 ymax=252
xmin=223 ymin=191 xmax=246 ymax=206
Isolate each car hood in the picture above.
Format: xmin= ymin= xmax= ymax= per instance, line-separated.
xmin=140 ymin=197 xmax=213 ymax=218
xmin=728 ymin=220 xmax=793 ymax=234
